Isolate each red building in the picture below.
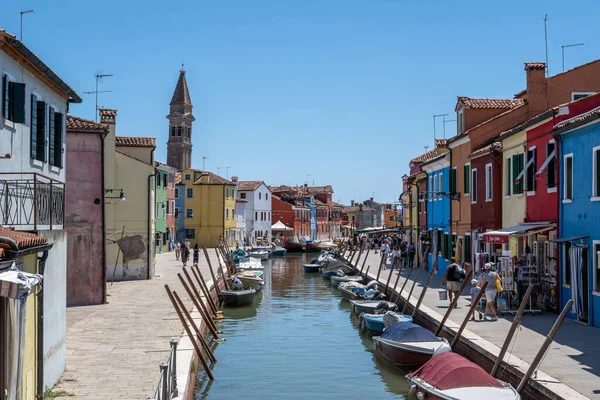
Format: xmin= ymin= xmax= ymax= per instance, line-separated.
xmin=271 ymin=195 xmax=310 ymax=237
xmin=65 ymin=116 xmax=108 ymax=306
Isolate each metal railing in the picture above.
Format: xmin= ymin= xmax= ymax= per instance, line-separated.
xmin=149 ymin=339 xmax=178 ymax=400
xmin=0 ymin=173 xmax=65 ymax=229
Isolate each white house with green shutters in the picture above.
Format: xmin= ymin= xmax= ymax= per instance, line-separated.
xmin=0 ymin=29 xmax=82 ymax=392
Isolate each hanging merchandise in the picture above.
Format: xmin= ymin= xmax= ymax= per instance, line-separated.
xmin=498 ymin=256 xmax=514 ymax=292
xmin=473 ymin=253 xmax=488 ymax=278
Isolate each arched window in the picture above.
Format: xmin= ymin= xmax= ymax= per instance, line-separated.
xmin=171 ymin=127 xmax=175 ymax=136
xmin=177 ymin=127 xmax=182 ymax=136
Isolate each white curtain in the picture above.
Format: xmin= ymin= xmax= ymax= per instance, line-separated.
xmin=569 ymin=246 xmax=584 ymax=317
xmin=5 ymin=297 xmax=27 ymax=400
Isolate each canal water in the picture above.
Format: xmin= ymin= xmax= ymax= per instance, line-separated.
xmin=195 ymin=254 xmax=410 ymax=399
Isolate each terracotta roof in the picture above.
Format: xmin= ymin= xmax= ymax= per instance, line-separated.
xmin=410 ymin=148 xmax=444 ymax=164
xmin=469 ymin=141 xmax=502 ymax=159
xmin=66 ymin=116 xmax=108 ymax=133
xmin=448 ymin=103 xmax=528 ymax=144
xmin=419 ymin=151 xmax=449 ymax=167
xmin=0 ymin=230 xmax=47 ymax=253
xmin=342 ymin=205 xmax=375 ymax=213
xmin=435 ymin=138 xmax=447 ymax=147
xmin=514 ymin=89 xmax=527 ymax=98
xmin=115 ymin=136 xmax=156 ymax=148
xmin=170 ymin=70 xmax=192 ymax=106
xmin=237 ymin=181 xmax=264 ymax=191
xmin=314 ymin=199 xmax=327 ymax=206
xmin=98 ymin=108 xmax=117 ymax=118
xmin=524 ymin=62 xmax=546 ymax=71
xmin=457 ymin=96 xmax=525 ymax=110
xmin=0 ymin=29 xmax=82 ymax=103
xmin=193 ymin=171 xmax=234 ymax=185
xmin=554 ymin=108 xmax=600 ymax=134
xmin=306 ymin=185 xmax=333 ymax=194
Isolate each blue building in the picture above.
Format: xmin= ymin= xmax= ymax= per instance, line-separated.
xmin=556 ymin=113 xmax=600 ymax=328
xmin=421 ymin=152 xmax=451 ymax=276
xmin=175 ymin=181 xmax=186 ymax=243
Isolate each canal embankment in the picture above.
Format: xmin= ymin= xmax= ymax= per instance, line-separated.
xmin=355 ymin=250 xmax=596 ymax=400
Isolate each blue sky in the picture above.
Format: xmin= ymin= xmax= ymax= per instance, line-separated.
xmin=3 ymin=0 xmax=600 ymax=204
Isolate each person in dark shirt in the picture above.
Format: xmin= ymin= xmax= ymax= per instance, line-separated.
xmin=441 ymin=257 xmax=461 ymax=306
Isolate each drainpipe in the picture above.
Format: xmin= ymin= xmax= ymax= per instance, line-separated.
xmin=100 ymin=132 xmax=107 ymax=303
xmin=37 ymin=249 xmax=49 ymax=399
xmin=147 ymin=170 xmax=157 ymax=279
xmin=554 ymin=123 xmax=562 ymax=313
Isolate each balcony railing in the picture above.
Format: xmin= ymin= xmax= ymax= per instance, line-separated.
xmin=0 ymin=173 xmax=65 ymax=229
xmin=148 ymin=339 xmax=178 ymax=400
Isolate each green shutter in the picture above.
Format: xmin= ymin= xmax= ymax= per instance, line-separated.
xmin=450 ymin=169 xmax=456 ymax=195
xmin=464 ymin=165 xmax=470 ymax=194
xmin=2 ymin=75 xmax=9 ymax=119
xmin=512 ymin=154 xmax=519 ymax=194
xmin=30 ymin=94 xmax=37 ymax=159
xmin=519 ymin=154 xmax=525 ymax=193
xmin=48 ymin=107 xmax=55 ymax=166
xmin=11 ymin=82 xmax=25 ymax=123
xmin=54 ymin=112 xmax=64 ymax=168
xmin=36 ymin=101 xmax=46 ymax=162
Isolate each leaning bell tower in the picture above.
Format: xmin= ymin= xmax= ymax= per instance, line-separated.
xmin=166 ymin=68 xmax=195 ymax=170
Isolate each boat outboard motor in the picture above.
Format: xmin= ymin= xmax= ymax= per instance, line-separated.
xmin=365 ymin=281 xmax=379 ymax=291
xmin=310 ymin=258 xmax=318 ymax=264
xmin=375 ymin=301 xmax=390 ymax=314
xmin=231 ymin=277 xmax=244 ymax=290
xmin=364 ymin=288 xmax=376 ymax=299
xmin=336 ymin=270 xmax=345 ymax=277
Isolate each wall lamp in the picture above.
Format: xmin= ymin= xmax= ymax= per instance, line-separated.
xmin=105 ymin=188 xmax=126 ymax=201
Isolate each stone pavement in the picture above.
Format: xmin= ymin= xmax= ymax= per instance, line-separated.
xmin=358 ymin=251 xmax=600 ymax=399
xmin=52 ymin=250 xmax=223 ymax=400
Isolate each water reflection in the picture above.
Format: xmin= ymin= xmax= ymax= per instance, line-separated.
xmin=196 ymin=254 xmax=408 ymax=400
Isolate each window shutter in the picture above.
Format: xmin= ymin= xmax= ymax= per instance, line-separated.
xmin=2 ymin=75 xmax=9 ymax=119
xmin=519 ymin=154 xmax=525 ymax=193
xmin=11 ymin=82 xmax=26 ymax=123
xmin=36 ymin=101 xmax=47 ymax=162
xmin=532 ymin=149 xmax=537 ymax=191
xmin=30 ymin=94 xmax=37 ymax=159
xmin=48 ymin=107 xmax=55 ymax=166
xmin=512 ymin=154 xmax=518 ymax=193
xmin=54 ymin=112 xmax=64 ymax=168
xmin=596 ymin=149 xmax=600 ymax=197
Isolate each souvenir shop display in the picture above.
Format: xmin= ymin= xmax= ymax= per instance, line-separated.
xmin=497 ymin=254 xmax=518 ymax=316
xmin=516 ymin=253 xmax=542 ymax=315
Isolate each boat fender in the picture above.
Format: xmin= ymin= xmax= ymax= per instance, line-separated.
xmin=416 ymin=392 xmax=425 ymax=400
xmin=366 ymin=280 xmax=379 ymax=290
xmin=408 ymin=385 xmax=418 ymax=395
xmin=231 ymin=277 xmax=244 ymax=290
xmin=365 ymin=289 xmax=376 ymax=299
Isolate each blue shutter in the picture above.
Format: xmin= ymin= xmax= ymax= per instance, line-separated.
xmin=30 ymin=94 xmax=37 ymax=159
xmin=54 ymin=112 xmax=64 ymax=168
xmin=48 ymin=107 xmax=55 ymax=166
xmin=11 ymin=82 xmax=26 ymax=123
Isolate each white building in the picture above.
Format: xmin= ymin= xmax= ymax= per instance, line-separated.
xmin=0 ymin=29 xmax=82 ymax=391
xmin=234 ymin=197 xmax=247 ymax=246
xmin=237 ymin=181 xmax=272 ymax=245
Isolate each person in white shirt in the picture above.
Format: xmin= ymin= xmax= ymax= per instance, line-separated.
xmin=381 ymin=242 xmax=390 ymax=266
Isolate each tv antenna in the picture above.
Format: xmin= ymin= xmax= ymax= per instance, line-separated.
xmin=561 ymin=43 xmax=584 ymax=72
xmin=217 ymin=166 xmax=231 ymax=179
xmin=544 ymin=14 xmax=549 ymax=77
xmin=83 ymin=73 xmax=113 ymax=121
xmin=20 ymin=9 xmax=35 ymax=41
xmin=433 ymin=114 xmax=448 ymax=141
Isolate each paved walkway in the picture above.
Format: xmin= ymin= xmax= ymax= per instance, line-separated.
xmin=52 ymin=250 xmax=223 ymax=400
xmin=358 ymin=251 xmax=600 ymax=399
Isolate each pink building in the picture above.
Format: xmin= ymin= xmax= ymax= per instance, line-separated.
xmin=65 ymin=116 xmax=108 ymax=306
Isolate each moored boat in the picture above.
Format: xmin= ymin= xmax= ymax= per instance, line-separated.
xmin=237 ymin=257 xmax=264 ymax=271
xmin=270 ymin=246 xmax=287 ymax=256
xmin=337 ymin=282 xmax=365 ymax=300
xmin=232 ymin=249 xmax=249 ymax=263
xmin=330 ymin=274 xmax=363 ymax=288
xmin=407 ymin=352 xmax=520 ymax=400
xmin=360 ymin=312 xmax=412 ymax=334
xmin=350 ymin=300 xmax=398 ymax=314
xmin=303 ymin=263 xmax=321 ymax=273
xmin=283 ymin=240 xmax=305 ymax=252
xmin=219 ymin=288 xmax=257 ymax=307
xmin=234 ymin=271 xmax=264 ymax=291
xmin=373 ymin=322 xmax=451 ymax=368
xmin=248 ymin=248 xmax=269 ymax=260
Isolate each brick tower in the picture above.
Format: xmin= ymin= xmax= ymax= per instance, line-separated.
xmin=166 ymin=69 xmax=195 ymax=170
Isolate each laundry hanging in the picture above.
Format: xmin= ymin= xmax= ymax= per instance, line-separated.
xmin=569 ymin=246 xmax=584 ymax=317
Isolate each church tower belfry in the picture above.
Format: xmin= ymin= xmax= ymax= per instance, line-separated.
xmin=166 ymin=68 xmax=195 ymax=170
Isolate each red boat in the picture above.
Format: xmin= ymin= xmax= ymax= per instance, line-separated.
xmin=283 ymin=240 xmax=305 ymax=252
xmin=407 ymin=352 xmax=520 ymax=400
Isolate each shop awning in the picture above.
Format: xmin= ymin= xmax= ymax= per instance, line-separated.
xmin=482 ymin=222 xmax=555 ymax=244
xmin=553 ymin=235 xmax=589 ymax=243
xmin=0 ymin=269 xmax=42 ymax=299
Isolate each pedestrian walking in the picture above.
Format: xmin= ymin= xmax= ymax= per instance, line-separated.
xmin=175 ymin=241 xmax=181 ymax=261
xmin=481 ymin=263 xmax=500 ymax=321
xmin=193 ymin=244 xmax=199 ymax=267
xmin=407 ymin=242 xmax=416 ymax=268
xmin=441 ymin=257 xmax=461 ymax=307
xmin=470 ymin=279 xmax=484 ymax=321
xmin=181 ymin=242 xmax=190 ymax=267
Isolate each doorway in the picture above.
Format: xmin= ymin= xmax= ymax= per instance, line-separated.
xmin=580 ymin=247 xmax=589 ymax=324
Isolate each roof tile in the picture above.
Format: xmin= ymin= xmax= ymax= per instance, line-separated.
xmin=66 ymin=116 xmax=108 ymax=133
xmin=193 ymin=171 xmax=233 ymax=185
xmin=458 ymin=96 xmax=525 ymax=109
xmin=237 ymin=181 xmax=264 ymax=191
xmin=0 ymin=230 xmax=47 ymax=250
xmin=115 ymin=136 xmax=156 ymax=148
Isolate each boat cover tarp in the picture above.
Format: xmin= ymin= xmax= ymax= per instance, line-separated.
xmin=408 ymin=352 xmax=503 ymax=390
xmin=379 ymin=322 xmax=438 ymax=343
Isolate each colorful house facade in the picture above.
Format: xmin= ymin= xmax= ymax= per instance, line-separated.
xmin=555 ymin=113 xmax=600 ymax=328
xmin=155 ymin=163 xmax=177 ymax=253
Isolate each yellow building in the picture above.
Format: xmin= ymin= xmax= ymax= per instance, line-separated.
xmin=0 ymin=230 xmax=50 ymax=400
xmin=501 ymin=127 xmax=527 ymax=255
xmin=181 ymin=168 xmax=236 ymax=247
xmin=100 ymin=109 xmax=157 ymax=281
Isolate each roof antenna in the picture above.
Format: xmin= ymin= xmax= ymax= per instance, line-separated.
xmin=544 ymin=14 xmax=549 ymax=77
xmin=424 ymin=145 xmax=430 ymax=153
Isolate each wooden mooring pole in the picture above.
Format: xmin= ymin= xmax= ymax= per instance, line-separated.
xmin=450 ymin=281 xmax=489 ymax=348
xmin=178 ymin=271 xmax=221 ymax=339
xmin=190 ymin=266 xmax=219 ymax=317
xmin=214 ymin=248 xmax=231 ymax=290
xmin=401 ymin=266 xmax=423 ymax=314
xmin=202 ymin=247 xmax=222 ymax=297
xmin=394 ymin=267 xmax=414 ymax=304
xmin=354 ymin=249 xmax=363 ymax=269
xmin=375 ymin=253 xmax=385 ymax=282
xmin=491 ymin=284 xmax=534 ymax=377
xmin=172 ymin=291 xmax=217 ymax=362
xmin=434 ymin=270 xmax=473 ymax=336
xmin=516 ymin=299 xmax=574 ymax=394
xmin=389 ymin=264 xmax=403 ymax=301
xmin=164 ymin=285 xmax=214 ymax=380
xmin=360 ymin=248 xmax=370 ymax=274
xmin=411 ymin=268 xmax=436 ymax=317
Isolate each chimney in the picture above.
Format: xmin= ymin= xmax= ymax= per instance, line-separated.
xmin=351 ymin=200 xmax=355 ymax=206
xmin=99 ymin=108 xmax=117 ymax=125
xmin=231 ymin=176 xmax=238 ymax=182
xmin=524 ymin=62 xmax=547 ymax=118
xmin=370 ymin=197 xmax=374 ymax=202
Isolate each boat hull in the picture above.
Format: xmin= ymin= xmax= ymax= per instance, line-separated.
xmin=330 ymin=275 xmax=363 ymax=288
xmin=361 ymin=313 xmax=412 ymax=334
xmin=350 ymin=300 xmax=398 ymax=314
xmin=373 ymin=338 xmax=450 ymax=368
xmin=271 ymin=248 xmax=287 ymax=256
xmin=236 ymin=276 xmax=263 ymax=291
xmin=283 ymin=241 xmax=305 ymax=252
xmin=220 ymin=289 xmax=257 ymax=306
xmin=337 ymin=286 xmax=362 ymax=300
xmin=303 ymin=264 xmax=321 ymax=273
xmin=248 ymin=251 xmax=269 ymax=260
xmin=407 ymin=377 xmax=521 ymax=400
